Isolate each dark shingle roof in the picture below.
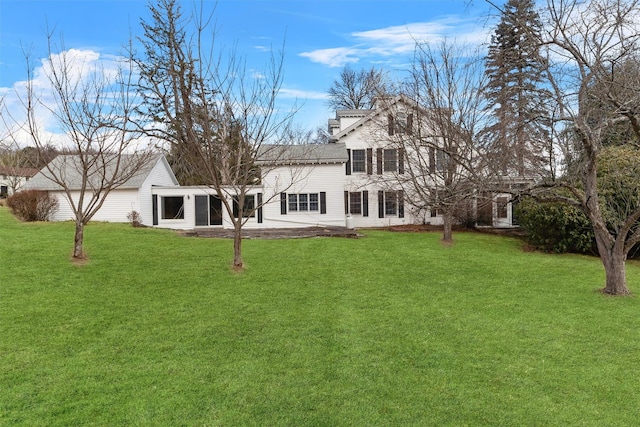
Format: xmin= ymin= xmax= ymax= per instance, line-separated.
xmin=257 ymin=143 xmax=348 ymax=165
xmin=0 ymin=166 xmax=40 ymax=178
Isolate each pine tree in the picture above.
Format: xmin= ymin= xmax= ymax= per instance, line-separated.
xmin=136 ymin=0 xmax=210 ymax=185
xmin=483 ymin=0 xmax=551 ymax=177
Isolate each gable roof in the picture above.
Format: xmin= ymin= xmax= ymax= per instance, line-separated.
xmin=257 ymin=143 xmax=348 ymax=165
xmin=0 ymin=166 xmax=40 ymax=178
xmin=329 ymin=94 xmax=421 ymax=141
xmin=24 ymin=153 xmax=177 ymax=191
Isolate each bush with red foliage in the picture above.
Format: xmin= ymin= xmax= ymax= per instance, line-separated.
xmin=7 ymin=190 xmax=59 ymax=222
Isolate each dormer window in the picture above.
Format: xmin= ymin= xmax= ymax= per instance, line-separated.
xmin=387 ymin=112 xmax=413 ymax=136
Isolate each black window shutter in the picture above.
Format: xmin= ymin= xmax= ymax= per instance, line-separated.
xmin=233 ymin=196 xmax=239 ymax=218
xmin=378 ymin=191 xmax=384 ymax=218
xmin=398 ymin=190 xmax=404 ymax=218
xmin=152 ymin=195 xmax=158 ymax=225
xmin=376 ymin=148 xmax=383 ymax=174
xmin=257 ymin=193 xmax=263 ymax=223
xmin=429 ymin=147 xmax=436 ymax=173
xmin=399 ymin=148 xmax=405 ymax=174
xmin=407 ymin=114 xmax=413 ymax=135
xmin=363 ymin=191 xmax=369 ymax=217
xmin=346 ymin=149 xmax=352 ymax=175
xmin=320 ymin=192 xmax=327 ymax=214
xmin=366 ymin=148 xmax=373 ymax=175
xmin=344 ymin=191 xmax=349 ymax=214
xmin=388 ymin=115 xmax=394 ymax=135
xmin=280 ymin=192 xmax=287 ymax=215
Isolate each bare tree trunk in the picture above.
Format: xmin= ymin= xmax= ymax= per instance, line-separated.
xmin=583 ymin=135 xmax=630 ymax=295
xmin=73 ymin=221 xmax=85 ymax=259
xmin=233 ymin=223 xmax=243 ymax=269
xmin=594 ymin=230 xmax=630 ymax=295
xmin=602 ymin=252 xmax=629 ymax=295
xmin=442 ymin=208 xmax=454 ymax=244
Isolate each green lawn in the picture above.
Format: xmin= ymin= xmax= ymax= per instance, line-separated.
xmin=2 ymin=206 xmax=640 ymax=426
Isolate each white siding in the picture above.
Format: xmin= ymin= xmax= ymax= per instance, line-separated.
xmin=259 ymin=163 xmax=347 ymax=228
xmin=0 ymin=176 xmax=28 ymax=196
xmin=151 ymin=187 xmax=195 ymax=230
xmin=49 ymin=188 xmax=139 ymax=223
xmin=43 ymin=156 xmax=178 ymax=225
xmin=151 ymin=186 xmax=265 ymax=230
xmin=138 ymin=158 xmax=180 ymax=226
xmin=150 ymin=162 xmax=347 ymax=230
xmin=339 ymin=122 xmax=426 ymax=228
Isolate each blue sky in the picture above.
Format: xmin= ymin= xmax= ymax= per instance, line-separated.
xmin=0 ymin=0 xmax=495 ymax=141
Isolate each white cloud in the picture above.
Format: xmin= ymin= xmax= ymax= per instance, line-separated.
xmin=0 ymin=49 xmax=135 ymax=149
xmin=278 ymin=88 xmax=328 ymax=100
xmin=299 ymin=47 xmax=362 ymax=68
xmin=299 ymin=17 xmax=491 ymax=68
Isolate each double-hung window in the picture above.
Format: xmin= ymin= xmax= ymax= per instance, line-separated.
xmin=233 ymin=194 xmax=255 ymax=218
xmin=345 ymin=191 xmax=368 ymax=216
xmin=429 ymin=147 xmax=450 ymax=173
xmin=309 ymin=193 xmax=319 ymax=211
xmin=352 ymin=149 xmax=366 ymax=173
xmin=349 ymin=192 xmax=362 ymax=214
xmin=378 ymin=190 xmax=404 ymax=218
xmin=281 ymin=192 xmax=326 ymax=215
xmin=497 ymin=196 xmax=509 ymax=219
xmin=376 ymin=147 xmax=403 ymax=174
xmin=383 ymin=149 xmax=398 ymax=172
xmin=288 ymin=194 xmax=298 ymax=212
xmin=388 ymin=112 xmax=413 ymax=135
xmin=385 ymin=191 xmax=398 ymax=215
xmin=346 ymin=148 xmax=373 ymax=175
xmin=299 ymin=194 xmax=309 ymax=211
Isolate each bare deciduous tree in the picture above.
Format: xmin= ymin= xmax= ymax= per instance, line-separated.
xmin=327 ymin=65 xmax=393 ymax=111
xmin=136 ymin=0 xmax=306 ymax=269
xmin=7 ymin=34 xmax=154 ymax=259
xmin=378 ymin=40 xmax=489 ymax=243
xmin=533 ymin=0 xmax=640 ymax=295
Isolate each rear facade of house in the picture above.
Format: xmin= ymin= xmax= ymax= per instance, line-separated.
xmin=23 ymin=98 xmax=522 ymax=230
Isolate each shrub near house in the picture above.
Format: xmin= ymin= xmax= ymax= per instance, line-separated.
xmin=7 ymin=190 xmax=59 ymax=222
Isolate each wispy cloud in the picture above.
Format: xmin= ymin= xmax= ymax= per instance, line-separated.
xmin=299 ymin=47 xmax=362 ymax=68
xmin=299 ymin=17 xmax=490 ymax=68
xmin=279 ymin=88 xmax=329 ymax=100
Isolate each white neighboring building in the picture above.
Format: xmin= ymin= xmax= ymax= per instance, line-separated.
xmin=0 ymin=166 xmax=40 ymax=198
xmin=23 ymin=154 xmax=179 ymax=225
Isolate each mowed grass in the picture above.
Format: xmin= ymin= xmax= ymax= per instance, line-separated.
xmin=2 ymin=207 xmax=640 ymax=426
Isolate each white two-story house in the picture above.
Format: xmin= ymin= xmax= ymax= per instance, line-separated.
xmin=327 ymin=95 xmax=522 ymax=229
xmin=23 ymin=96 xmax=521 ymax=230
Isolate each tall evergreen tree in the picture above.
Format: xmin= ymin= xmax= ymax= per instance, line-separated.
xmin=136 ymin=0 xmax=210 ymax=185
xmin=483 ymin=0 xmax=551 ymax=177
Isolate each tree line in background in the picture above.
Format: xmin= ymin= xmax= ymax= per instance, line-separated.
xmin=2 ymin=0 xmax=640 ymax=294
